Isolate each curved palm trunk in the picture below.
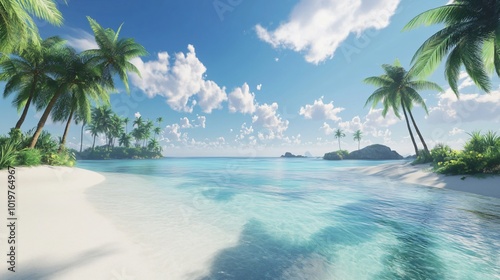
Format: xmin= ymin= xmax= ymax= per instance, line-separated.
xmin=92 ymin=135 xmax=96 ymax=151
xmin=15 ymin=77 xmax=37 ymax=129
xmin=401 ymin=99 xmax=419 ymax=156
xmin=59 ymin=107 xmax=75 ymax=152
xmin=29 ymin=90 xmax=63 ymax=148
xmin=407 ymin=108 xmax=430 ymax=155
xmin=79 ymin=121 xmax=86 ymax=153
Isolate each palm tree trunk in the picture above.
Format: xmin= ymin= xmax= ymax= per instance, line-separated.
xmin=401 ymin=99 xmax=419 ymax=156
xmin=358 ymin=140 xmax=360 ymax=150
xmin=29 ymin=90 xmax=63 ymax=148
xmin=59 ymin=107 xmax=75 ymax=152
xmin=338 ymin=139 xmax=341 ymax=150
xmin=407 ymin=107 xmax=430 ymax=155
xmin=15 ymin=77 xmax=37 ymax=129
xmin=80 ymin=121 xmax=85 ymax=153
xmin=92 ymin=135 xmax=96 ymax=151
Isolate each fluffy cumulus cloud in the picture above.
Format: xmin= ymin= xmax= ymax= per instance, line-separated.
xmin=197 ymin=115 xmax=206 ymax=128
xmin=252 ymin=103 xmax=289 ymax=138
xmin=255 ymin=0 xmax=400 ymax=64
xmin=299 ymin=97 xmax=345 ymax=121
xmin=228 ymin=83 xmax=257 ymax=114
xmin=130 ymin=45 xmax=227 ymax=113
xmin=180 ymin=117 xmax=192 ymax=128
xmin=323 ymin=108 xmax=399 ymax=137
xmin=256 ymin=84 xmax=262 ymax=91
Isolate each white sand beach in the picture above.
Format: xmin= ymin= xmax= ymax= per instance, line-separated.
xmin=0 ymin=166 xmax=159 ymax=280
xmin=350 ymin=162 xmax=500 ymax=199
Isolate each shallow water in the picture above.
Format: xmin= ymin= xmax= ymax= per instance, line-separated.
xmin=78 ymin=158 xmax=500 ymax=280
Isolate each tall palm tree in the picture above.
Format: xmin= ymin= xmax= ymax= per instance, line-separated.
xmin=84 ymin=16 xmax=147 ymax=92
xmin=353 ymin=130 xmax=362 ymax=150
xmin=87 ymin=122 xmax=99 ymax=151
xmin=91 ymin=106 xmax=113 ymax=148
xmin=153 ymin=126 xmax=161 ymax=141
xmin=74 ymin=111 xmax=88 ymax=153
xmin=0 ymin=36 xmax=65 ymax=129
xmin=0 ymin=0 xmax=65 ymax=54
xmin=334 ymin=128 xmax=346 ymax=150
xmin=123 ymin=117 xmax=129 ymax=133
xmin=404 ymin=0 xmax=500 ymax=94
xmin=29 ymin=46 xmax=110 ymax=148
xmin=118 ymin=133 xmax=132 ymax=148
xmin=364 ymin=61 xmax=443 ymax=156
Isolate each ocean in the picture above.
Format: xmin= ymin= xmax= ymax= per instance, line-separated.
xmin=77 ymin=158 xmax=500 ymax=279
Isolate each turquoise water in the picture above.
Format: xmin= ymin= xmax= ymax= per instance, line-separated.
xmin=78 ymin=158 xmax=500 ymax=280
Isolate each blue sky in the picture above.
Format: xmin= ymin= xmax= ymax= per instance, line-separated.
xmin=2 ymin=0 xmax=500 ymax=157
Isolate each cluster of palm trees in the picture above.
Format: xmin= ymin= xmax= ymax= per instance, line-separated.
xmin=0 ymin=5 xmax=147 ymax=153
xmin=364 ymin=0 xmax=499 ymax=158
xmin=84 ymin=107 xmax=163 ymax=153
xmin=333 ymin=129 xmax=362 ymax=151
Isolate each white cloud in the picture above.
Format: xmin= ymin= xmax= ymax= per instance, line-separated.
xmin=252 ymin=103 xmax=289 ymax=138
xmin=66 ymin=29 xmax=98 ymax=51
xmin=256 ymin=84 xmax=262 ymax=91
xmin=134 ymin=112 xmax=141 ymax=118
xmin=165 ymin=124 xmax=182 ymax=141
xmin=299 ymin=97 xmax=345 ymax=121
xmin=427 ymin=89 xmax=500 ymax=124
xmin=228 ymin=83 xmax=256 ymax=114
xmin=256 ymin=0 xmax=401 ymax=64
xmin=130 ymin=45 xmax=227 ymax=113
xmin=197 ymin=115 xmax=206 ymax=128
xmin=180 ymin=117 xmax=192 ymax=128
xmin=449 ymin=127 xmax=464 ymax=136
xmin=321 ymin=122 xmax=335 ymax=135
xmin=338 ymin=116 xmax=363 ymax=133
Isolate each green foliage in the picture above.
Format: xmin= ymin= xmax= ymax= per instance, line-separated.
xmin=413 ymin=149 xmax=432 ymax=164
xmin=0 ymin=138 xmax=19 ymax=169
xmin=42 ymin=148 xmax=75 ymax=166
xmin=78 ymin=145 xmax=162 ymax=160
xmin=16 ymin=148 xmax=41 ymax=166
xmin=432 ymin=132 xmax=500 ymax=175
xmin=323 ymin=150 xmax=349 ymax=160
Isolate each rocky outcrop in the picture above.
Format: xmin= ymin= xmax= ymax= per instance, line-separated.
xmin=281 ymin=152 xmax=305 ymax=158
xmin=345 ymin=144 xmax=403 ymax=160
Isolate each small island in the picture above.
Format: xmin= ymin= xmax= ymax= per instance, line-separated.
xmin=281 ymin=152 xmax=306 ymax=158
xmin=323 ymin=144 xmax=403 ymax=160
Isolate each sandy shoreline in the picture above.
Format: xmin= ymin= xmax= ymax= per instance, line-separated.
xmin=347 ymin=162 xmax=500 ymax=199
xmin=0 ymin=166 xmax=158 ymax=280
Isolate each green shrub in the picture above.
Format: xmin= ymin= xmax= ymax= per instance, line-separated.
xmin=413 ymin=149 xmax=432 ymax=164
xmin=42 ymin=149 xmax=76 ymax=167
xmin=430 ymin=144 xmax=454 ymax=164
xmin=16 ymin=148 xmax=42 ymax=166
xmin=0 ymin=139 xmax=19 ymax=169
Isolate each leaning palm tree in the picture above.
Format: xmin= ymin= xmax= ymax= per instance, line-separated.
xmin=353 ymin=130 xmax=362 ymax=150
xmin=0 ymin=0 xmax=65 ymax=54
xmin=334 ymin=128 xmax=346 ymax=150
xmin=364 ymin=61 xmax=443 ymax=156
xmin=118 ymin=133 xmax=132 ymax=148
xmin=74 ymin=111 xmax=88 ymax=153
xmin=404 ymin=0 xmax=500 ymax=94
xmin=0 ymin=36 xmax=65 ymax=129
xmin=87 ymin=122 xmax=99 ymax=151
xmin=29 ymin=46 xmax=111 ymax=148
xmin=153 ymin=126 xmax=162 ymax=141
xmin=84 ymin=16 xmax=147 ymax=92
xmin=123 ymin=117 xmax=129 ymax=133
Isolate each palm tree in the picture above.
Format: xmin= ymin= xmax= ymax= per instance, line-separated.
xmin=84 ymin=16 xmax=147 ymax=92
xmin=91 ymin=106 xmax=113 ymax=148
xmin=0 ymin=0 xmax=65 ymax=54
xmin=0 ymin=36 xmax=65 ymax=129
xmin=353 ymin=130 xmax=362 ymax=150
xmin=334 ymin=128 xmax=346 ymax=150
xmin=87 ymin=122 xmax=99 ymax=151
xmin=74 ymin=111 xmax=88 ymax=153
xmin=364 ymin=61 xmax=443 ymax=156
xmin=156 ymin=117 xmax=163 ymax=126
xmin=153 ymin=126 xmax=162 ymax=141
xmin=123 ymin=117 xmax=129 ymax=133
xmin=404 ymin=0 xmax=500 ymax=94
xmin=118 ymin=133 xmax=132 ymax=148
xmin=29 ymin=46 xmax=110 ymax=148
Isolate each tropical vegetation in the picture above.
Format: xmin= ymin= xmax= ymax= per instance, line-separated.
xmin=0 ymin=7 xmax=151 ymax=169
xmin=334 ymin=128 xmax=346 ymax=150
xmin=364 ymin=60 xmax=443 ymax=160
xmin=353 ymin=130 xmax=362 ymax=150
xmin=405 ymin=0 xmax=500 ymax=94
